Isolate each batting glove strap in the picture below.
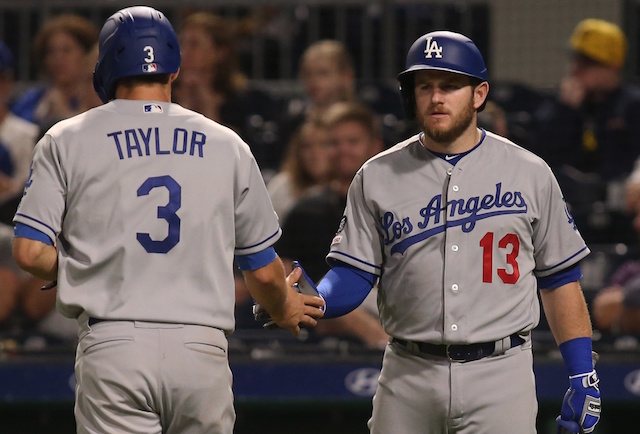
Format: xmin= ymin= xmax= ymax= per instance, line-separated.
xmin=569 ymin=369 xmax=600 ymax=390
xmin=557 ymin=370 xmax=601 ymax=433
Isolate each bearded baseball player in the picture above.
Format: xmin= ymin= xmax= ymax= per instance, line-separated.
xmin=261 ymin=31 xmax=601 ymax=433
xmin=11 ymin=6 xmax=324 ymax=434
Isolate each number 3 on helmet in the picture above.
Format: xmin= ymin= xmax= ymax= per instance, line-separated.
xmin=93 ymin=6 xmax=181 ymax=104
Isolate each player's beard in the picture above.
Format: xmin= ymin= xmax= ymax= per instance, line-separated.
xmin=420 ymin=96 xmax=476 ymax=144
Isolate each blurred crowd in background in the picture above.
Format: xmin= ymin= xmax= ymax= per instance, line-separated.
xmin=0 ymin=7 xmax=639 ymax=356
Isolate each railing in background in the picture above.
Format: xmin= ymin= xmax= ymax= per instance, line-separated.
xmin=0 ymin=0 xmax=490 ymax=83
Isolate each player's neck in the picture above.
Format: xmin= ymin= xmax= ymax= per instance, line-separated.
xmin=420 ymin=124 xmax=481 ymax=155
xmin=115 ymin=84 xmax=172 ymax=102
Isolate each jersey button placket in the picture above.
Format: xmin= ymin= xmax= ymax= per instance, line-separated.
xmin=445 ymin=170 xmax=461 ymax=339
xmin=449 ymin=180 xmax=460 ymax=252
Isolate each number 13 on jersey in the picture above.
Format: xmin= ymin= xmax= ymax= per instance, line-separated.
xmin=479 ymin=232 xmax=520 ymax=284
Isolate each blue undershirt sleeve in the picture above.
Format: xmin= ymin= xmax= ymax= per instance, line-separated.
xmin=14 ymin=222 xmax=54 ymax=245
xmin=537 ymin=263 xmax=582 ymax=290
xmin=235 ymin=247 xmax=277 ymax=271
xmin=316 ymin=261 xmax=376 ymax=318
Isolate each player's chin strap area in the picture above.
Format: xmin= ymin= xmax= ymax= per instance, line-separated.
xmin=390 ymin=332 xmax=528 ymax=363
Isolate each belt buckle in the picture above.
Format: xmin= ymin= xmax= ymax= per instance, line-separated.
xmin=446 ymin=344 xmax=467 ymax=362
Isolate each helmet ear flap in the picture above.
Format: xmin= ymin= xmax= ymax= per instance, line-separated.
xmin=399 ymin=75 xmax=416 ymax=119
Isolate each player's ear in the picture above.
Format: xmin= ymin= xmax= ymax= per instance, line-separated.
xmin=473 ymin=81 xmax=489 ymax=111
xmin=169 ymin=68 xmax=180 ymax=83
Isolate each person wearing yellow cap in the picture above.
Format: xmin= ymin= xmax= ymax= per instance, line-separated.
xmin=562 ymin=18 xmax=627 ymax=109
xmin=533 ymin=18 xmax=640 ymax=244
xmin=570 ymin=18 xmax=626 ymax=70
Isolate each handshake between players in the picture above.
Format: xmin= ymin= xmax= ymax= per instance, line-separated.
xmin=252 ymin=262 xmax=325 ymax=336
xmin=253 ymin=261 xmax=325 ymax=335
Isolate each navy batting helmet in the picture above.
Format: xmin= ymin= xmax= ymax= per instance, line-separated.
xmin=93 ymin=6 xmax=180 ymax=103
xmin=398 ymin=31 xmax=488 ymax=118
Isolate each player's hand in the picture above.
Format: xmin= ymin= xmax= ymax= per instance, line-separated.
xmin=253 ymin=263 xmax=325 ymax=335
xmin=270 ymin=266 xmax=326 ymax=335
xmin=556 ymin=369 xmax=601 ymax=433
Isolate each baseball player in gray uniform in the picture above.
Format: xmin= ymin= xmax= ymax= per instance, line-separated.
xmin=276 ymin=32 xmax=601 ymax=433
xmin=11 ymin=6 xmax=324 ymax=434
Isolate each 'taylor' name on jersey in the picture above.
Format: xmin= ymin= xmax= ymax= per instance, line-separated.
xmin=107 ymin=127 xmax=206 ymax=160
xmin=382 ymin=183 xmax=528 ymax=254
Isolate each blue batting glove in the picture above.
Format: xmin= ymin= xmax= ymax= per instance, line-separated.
xmin=556 ymin=370 xmax=601 ymax=433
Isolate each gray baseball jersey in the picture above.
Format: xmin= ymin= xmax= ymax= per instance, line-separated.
xmin=327 ymin=130 xmax=589 ymax=344
xmin=14 ymin=100 xmax=280 ymax=334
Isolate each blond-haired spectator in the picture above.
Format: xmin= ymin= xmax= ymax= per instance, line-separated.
xmin=281 ymin=40 xmax=356 ymax=147
xmin=267 ymin=116 xmax=332 ymax=222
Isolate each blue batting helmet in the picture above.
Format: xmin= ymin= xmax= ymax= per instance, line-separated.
xmin=398 ymin=31 xmax=488 ymax=118
xmin=93 ymin=6 xmax=180 ymax=103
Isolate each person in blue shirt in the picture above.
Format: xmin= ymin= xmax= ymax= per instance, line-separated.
xmin=11 ymin=14 xmax=101 ymax=134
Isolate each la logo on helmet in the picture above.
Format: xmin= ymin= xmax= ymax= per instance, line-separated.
xmin=424 ymin=37 xmax=443 ymax=59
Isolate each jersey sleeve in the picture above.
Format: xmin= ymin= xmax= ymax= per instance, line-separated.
xmin=532 ymin=166 xmax=590 ymax=277
xmin=13 ymin=134 xmax=65 ymax=243
xmin=326 ymin=170 xmax=383 ymax=276
xmin=233 ymin=151 xmax=281 ymax=255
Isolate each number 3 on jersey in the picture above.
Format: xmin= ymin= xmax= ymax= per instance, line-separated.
xmin=137 ymin=175 xmax=181 ymax=254
xmin=479 ymin=232 xmax=520 ymax=284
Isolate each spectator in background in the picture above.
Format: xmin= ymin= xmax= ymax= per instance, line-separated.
xmin=276 ymin=101 xmax=387 ymax=348
xmin=0 ymin=35 xmax=79 ymax=345
xmin=591 ymin=199 xmax=640 ymax=336
xmin=299 ymin=40 xmax=356 ymax=118
xmin=0 ymin=40 xmax=40 ymax=224
xmin=592 ymin=262 xmax=640 ymax=336
xmin=11 ymin=14 xmax=101 ymax=135
xmin=623 ymin=157 xmax=640 ymax=213
xmin=173 ymin=11 xmax=283 ymax=175
xmin=0 ymin=40 xmax=41 ymax=333
xmin=173 ymin=11 xmax=249 ymax=130
xmin=0 ymin=223 xmax=19 ymax=327
xmin=591 ymin=175 xmax=640 ymax=336
xmin=281 ymin=40 xmax=356 ymax=146
xmin=534 ymin=18 xmax=640 ymax=181
xmin=533 ymin=18 xmax=640 ymax=244
xmin=267 ymin=116 xmax=332 ymax=222
xmin=477 ymin=100 xmax=510 ymax=138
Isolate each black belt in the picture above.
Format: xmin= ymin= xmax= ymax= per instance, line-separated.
xmin=391 ymin=333 xmax=525 ymax=363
